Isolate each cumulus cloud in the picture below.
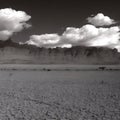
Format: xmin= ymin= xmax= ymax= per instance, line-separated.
xmin=27 ymin=24 xmax=120 ymax=51
xmin=26 ymin=13 xmax=120 ymax=52
xmin=87 ymin=13 xmax=116 ymax=26
xmin=0 ymin=8 xmax=31 ymax=40
xmin=62 ymin=25 xmax=120 ymax=49
xmin=61 ymin=25 xmax=99 ymax=45
xmin=0 ymin=30 xmax=13 ymax=40
xmin=26 ymin=34 xmax=60 ymax=48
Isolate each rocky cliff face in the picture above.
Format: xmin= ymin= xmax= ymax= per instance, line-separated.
xmin=0 ymin=39 xmax=119 ymax=64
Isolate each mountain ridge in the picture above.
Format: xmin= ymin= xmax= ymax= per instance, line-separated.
xmin=0 ymin=39 xmax=119 ymax=64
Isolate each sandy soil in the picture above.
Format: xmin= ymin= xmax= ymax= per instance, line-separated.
xmin=0 ymin=66 xmax=120 ymax=120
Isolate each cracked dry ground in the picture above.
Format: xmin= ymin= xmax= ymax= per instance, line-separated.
xmin=0 ymin=71 xmax=120 ymax=120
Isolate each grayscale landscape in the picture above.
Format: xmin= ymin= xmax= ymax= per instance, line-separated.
xmin=0 ymin=0 xmax=120 ymax=119
xmin=0 ymin=65 xmax=120 ymax=120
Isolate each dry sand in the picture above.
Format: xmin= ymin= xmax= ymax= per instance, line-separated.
xmin=0 ymin=65 xmax=119 ymax=120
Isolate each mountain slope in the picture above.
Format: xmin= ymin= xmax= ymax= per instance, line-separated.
xmin=0 ymin=39 xmax=120 ymax=64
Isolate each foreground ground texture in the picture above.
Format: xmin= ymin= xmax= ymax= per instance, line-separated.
xmin=0 ymin=65 xmax=120 ymax=120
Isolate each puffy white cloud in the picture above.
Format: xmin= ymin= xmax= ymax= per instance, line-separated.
xmin=27 ymin=24 xmax=120 ymax=51
xmin=0 ymin=8 xmax=31 ymax=40
xmin=87 ymin=26 xmax=120 ymax=47
xmin=57 ymin=44 xmax=72 ymax=48
xmin=26 ymin=34 xmax=60 ymax=48
xmin=26 ymin=13 xmax=120 ymax=52
xmin=61 ymin=25 xmax=99 ymax=45
xmin=0 ymin=30 xmax=13 ymax=40
xmin=62 ymin=25 xmax=120 ymax=50
xmin=87 ymin=13 xmax=115 ymax=26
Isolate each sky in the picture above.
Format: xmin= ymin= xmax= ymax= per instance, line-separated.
xmin=0 ymin=0 xmax=120 ymax=51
